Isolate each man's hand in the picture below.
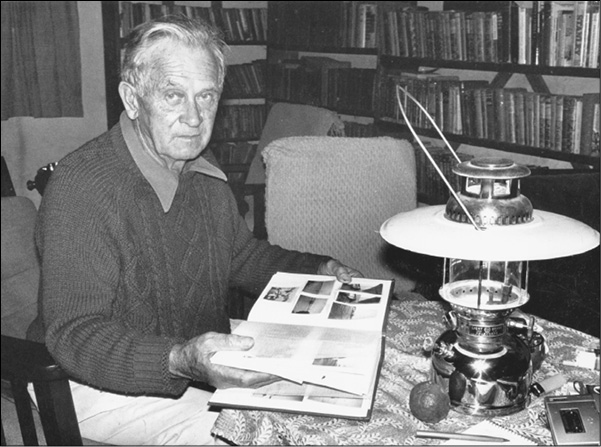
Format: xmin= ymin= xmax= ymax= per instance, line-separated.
xmin=318 ymin=259 xmax=363 ymax=283
xmin=169 ymin=332 xmax=279 ymax=389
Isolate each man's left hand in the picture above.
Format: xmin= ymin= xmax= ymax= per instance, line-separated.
xmin=318 ymin=259 xmax=363 ymax=283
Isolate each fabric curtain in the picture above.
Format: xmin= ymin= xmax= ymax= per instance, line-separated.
xmin=1 ymin=1 xmax=82 ymax=120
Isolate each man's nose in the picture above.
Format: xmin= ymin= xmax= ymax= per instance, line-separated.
xmin=181 ymin=100 xmax=202 ymax=127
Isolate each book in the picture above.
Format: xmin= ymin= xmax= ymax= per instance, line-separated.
xmin=441 ymin=419 xmax=536 ymax=445
xmin=300 ymin=56 xmax=352 ymax=106
xmin=357 ymin=3 xmax=377 ymax=48
xmin=209 ymin=272 xmax=394 ymax=420
xmin=580 ymin=93 xmax=600 ymax=155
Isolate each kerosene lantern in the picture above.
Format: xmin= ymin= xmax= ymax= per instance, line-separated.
xmin=381 ymin=86 xmax=600 ymax=416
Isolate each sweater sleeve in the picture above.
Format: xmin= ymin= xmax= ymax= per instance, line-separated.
xmin=37 ymin=152 xmax=188 ymax=397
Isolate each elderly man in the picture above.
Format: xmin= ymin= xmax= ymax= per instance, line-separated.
xmin=27 ymin=15 xmax=360 ymax=445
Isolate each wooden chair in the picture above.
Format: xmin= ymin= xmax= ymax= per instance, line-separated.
xmin=1 ymin=196 xmax=83 ymax=445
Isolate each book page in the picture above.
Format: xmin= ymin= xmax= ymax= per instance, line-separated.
xmin=246 ymin=272 xmax=392 ymax=332
xmin=212 ymin=320 xmax=381 ymax=395
xmin=210 ymin=378 xmax=376 ymax=420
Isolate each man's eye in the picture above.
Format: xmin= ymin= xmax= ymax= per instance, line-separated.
xmin=165 ymin=92 xmax=184 ymax=103
xmin=198 ymin=92 xmax=216 ymax=102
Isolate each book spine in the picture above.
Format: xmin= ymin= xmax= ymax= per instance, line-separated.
xmin=572 ymin=98 xmax=583 ymax=153
xmin=518 ymin=6 xmax=528 ymax=64
xmin=531 ymin=1 xmax=541 ymax=65
xmin=506 ymin=90 xmax=517 ymax=144
xmin=562 ymin=95 xmax=577 ymax=152
xmin=515 ymin=90 xmax=526 ymax=145
xmin=554 ymin=95 xmax=564 ymax=151
xmin=544 ymin=95 xmax=552 ymax=149
xmin=357 ymin=2 xmax=368 ymax=47
xmin=510 ymin=4 xmax=521 ymax=64
xmin=586 ymin=3 xmax=600 ymax=68
xmin=533 ymin=93 xmax=541 ymax=147
xmin=494 ymin=89 xmax=507 ymax=141
xmin=485 ymin=89 xmax=495 ymax=141
xmin=579 ymin=2 xmax=591 ymax=67
xmin=363 ymin=3 xmax=378 ymax=48
xmin=580 ymin=93 xmax=601 ymax=155
xmin=592 ymin=101 xmax=600 ymax=156
xmin=540 ymin=1 xmax=551 ymax=65
xmin=571 ymin=1 xmax=585 ymax=66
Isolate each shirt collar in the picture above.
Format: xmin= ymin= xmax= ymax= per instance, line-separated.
xmin=120 ymin=112 xmax=227 ymax=212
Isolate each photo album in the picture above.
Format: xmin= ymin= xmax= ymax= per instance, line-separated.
xmin=209 ymin=272 xmax=394 ymax=419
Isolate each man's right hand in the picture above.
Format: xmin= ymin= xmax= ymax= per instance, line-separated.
xmin=168 ymin=332 xmax=279 ymax=389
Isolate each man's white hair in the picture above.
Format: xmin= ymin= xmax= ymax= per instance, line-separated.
xmin=120 ymin=15 xmax=228 ymax=97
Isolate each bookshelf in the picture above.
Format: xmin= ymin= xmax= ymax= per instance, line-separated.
xmin=264 ymin=1 xmax=599 ymax=205
xmin=264 ymin=1 xmax=411 ymax=128
xmin=375 ymin=0 xmax=600 ymax=185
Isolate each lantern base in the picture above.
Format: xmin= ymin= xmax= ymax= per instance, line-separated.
xmin=431 ymin=330 xmax=532 ymax=417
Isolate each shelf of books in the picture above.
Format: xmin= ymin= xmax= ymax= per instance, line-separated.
xmin=120 ymin=2 xmax=267 ymax=44
xmin=267 ymin=58 xmax=377 ymax=117
xmin=379 ymin=1 xmax=600 ymax=69
xmin=268 ymin=1 xmax=381 ymax=51
xmin=222 ymin=59 xmax=266 ymax=100
xmin=375 ymin=1 xmax=600 ymax=172
xmin=376 ymin=72 xmax=600 ymax=167
xmin=379 ymin=56 xmax=600 ymax=78
xmin=264 ymin=1 xmax=400 ymax=120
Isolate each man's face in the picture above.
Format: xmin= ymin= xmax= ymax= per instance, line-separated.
xmin=135 ymin=43 xmax=222 ymax=165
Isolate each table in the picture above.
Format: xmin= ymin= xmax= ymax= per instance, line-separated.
xmin=211 ymin=298 xmax=600 ymax=445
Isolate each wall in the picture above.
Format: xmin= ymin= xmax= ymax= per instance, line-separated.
xmin=1 ymin=1 xmax=108 ymax=208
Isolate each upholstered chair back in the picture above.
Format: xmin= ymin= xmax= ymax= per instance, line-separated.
xmin=264 ymin=136 xmax=417 ymax=292
xmin=1 ymin=196 xmax=40 ymax=339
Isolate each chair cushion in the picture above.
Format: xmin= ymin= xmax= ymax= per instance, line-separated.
xmin=1 ymin=197 xmax=40 ymax=339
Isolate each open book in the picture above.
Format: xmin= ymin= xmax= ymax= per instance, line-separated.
xmin=209 ymin=272 xmax=394 ymax=420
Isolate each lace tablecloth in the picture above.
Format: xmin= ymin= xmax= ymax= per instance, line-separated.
xmin=212 ymin=299 xmax=600 ymax=445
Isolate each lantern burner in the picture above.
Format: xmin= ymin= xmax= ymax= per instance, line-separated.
xmin=445 ymin=158 xmax=533 ymax=226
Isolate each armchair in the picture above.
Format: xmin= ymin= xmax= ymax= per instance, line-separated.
xmin=1 ymin=196 xmax=83 ymax=445
xmin=263 ymin=136 xmax=419 ymax=293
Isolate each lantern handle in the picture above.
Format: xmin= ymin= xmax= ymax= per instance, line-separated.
xmin=395 ymin=85 xmax=484 ymax=231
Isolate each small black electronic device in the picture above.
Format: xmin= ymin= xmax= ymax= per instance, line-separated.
xmin=545 ymin=393 xmax=600 ymax=445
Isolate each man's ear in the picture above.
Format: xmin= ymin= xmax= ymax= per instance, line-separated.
xmin=119 ymin=81 xmax=140 ymax=120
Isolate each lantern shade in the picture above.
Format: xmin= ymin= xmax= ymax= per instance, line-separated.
xmin=380 ymin=205 xmax=600 ymax=261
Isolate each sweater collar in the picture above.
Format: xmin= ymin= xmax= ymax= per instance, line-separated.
xmin=120 ymin=112 xmax=227 ymax=212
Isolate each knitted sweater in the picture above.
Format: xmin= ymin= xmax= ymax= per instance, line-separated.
xmin=27 ymin=123 xmax=329 ymax=397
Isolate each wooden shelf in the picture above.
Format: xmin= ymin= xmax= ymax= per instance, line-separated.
xmin=210 ymin=136 xmax=260 ymax=144
xmin=380 ymin=56 xmax=601 ymax=78
xmin=375 ymin=119 xmax=600 ymax=170
xmin=265 ymin=98 xmax=374 ymax=119
xmin=224 ymin=40 xmax=267 ymax=46
xmin=221 ymin=94 xmax=265 ymax=101
xmin=269 ymin=44 xmax=377 ymax=56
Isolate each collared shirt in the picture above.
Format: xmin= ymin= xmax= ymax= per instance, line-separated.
xmin=120 ymin=111 xmax=227 ymax=212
